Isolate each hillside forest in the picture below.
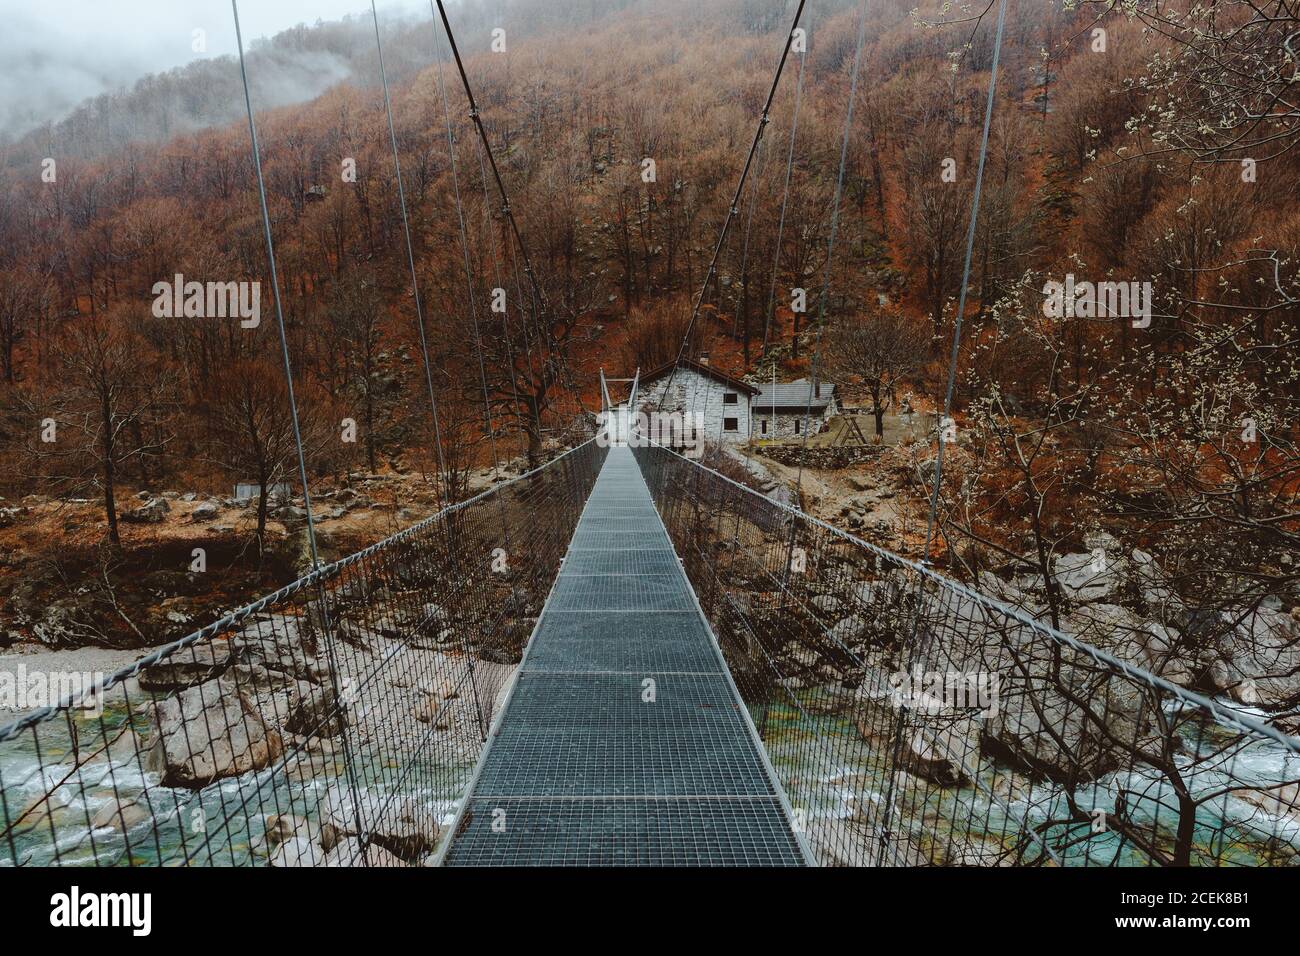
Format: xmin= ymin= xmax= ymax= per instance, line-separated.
xmin=0 ymin=0 xmax=1296 ymax=682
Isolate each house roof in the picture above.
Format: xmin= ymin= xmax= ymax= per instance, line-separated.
xmin=753 ymin=379 xmax=837 ymax=412
xmin=637 ymin=358 xmax=761 ymax=396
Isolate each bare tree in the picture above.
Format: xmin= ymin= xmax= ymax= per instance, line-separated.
xmin=204 ymin=353 xmax=328 ymax=554
xmin=25 ymin=314 xmax=173 ymax=546
xmin=824 ymin=306 xmax=928 ymax=439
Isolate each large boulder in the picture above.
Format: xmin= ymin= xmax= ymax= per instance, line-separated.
xmin=853 ymin=678 xmax=979 ymax=787
xmin=810 ymin=594 xmax=845 ymax=618
xmin=800 ymin=816 xmax=883 ymax=868
xmin=1131 ymin=549 xmax=1179 ymax=618
xmin=916 ymin=588 xmax=1161 ymax=783
xmin=979 ymin=644 xmax=1157 ymax=783
xmin=1207 ymin=606 xmax=1300 ymax=709
xmin=268 ymin=835 xmax=328 ymax=867
xmin=232 ymin=615 xmax=328 ymax=684
xmin=1235 ymin=782 xmax=1300 ymax=830
xmin=192 ymin=500 xmax=220 ymax=521
xmin=122 ymin=498 xmax=170 ymax=524
xmin=1052 ymin=551 xmax=1123 ymax=604
xmin=90 ymin=796 xmax=152 ymax=833
xmin=1066 ymin=603 xmax=1195 ymax=687
xmin=283 ymin=680 xmax=347 ymax=737
xmin=138 ymin=641 xmax=235 ymax=692
xmin=324 ymin=838 xmax=406 ymax=867
xmin=147 ymin=679 xmax=283 ymax=788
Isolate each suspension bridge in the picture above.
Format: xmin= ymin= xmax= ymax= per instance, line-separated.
xmin=2 ymin=0 xmax=1299 ymax=867
xmin=438 ymin=445 xmax=811 ymax=866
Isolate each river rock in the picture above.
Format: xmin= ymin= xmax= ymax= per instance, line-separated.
xmin=232 ymin=615 xmax=326 ymax=684
xmin=90 ymin=796 xmax=152 ymax=833
xmin=264 ymin=813 xmax=310 ymax=849
xmin=811 ymin=594 xmax=845 ymax=618
xmin=916 ymin=588 xmax=1159 ymax=783
xmin=320 ymin=785 xmax=442 ymax=861
xmin=1235 ymin=782 xmax=1300 ymax=827
xmin=284 ymin=680 xmax=346 ymax=737
xmin=1065 ymin=604 xmax=1195 ymax=686
xmin=1052 ymin=551 xmax=1122 ymax=604
xmin=324 ymin=838 xmax=406 ymax=867
xmin=192 ymin=500 xmax=220 ymax=520
xmin=805 ymin=818 xmax=896 ymax=866
xmin=268 ymin=835 xmax=328 ymax=867
xmin=412 ymin=697 xmax=439 ymax=723
xmin=148 ymin=679 xmax=283 ymax=788
xmin=980 ymin=644 xmax=1155 ymax=783
xmin=1131 ymin=549 xmax=1178 ymax=616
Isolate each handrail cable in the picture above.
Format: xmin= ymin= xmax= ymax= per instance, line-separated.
xmin=761 ymin=44 xmax=806 ymax=358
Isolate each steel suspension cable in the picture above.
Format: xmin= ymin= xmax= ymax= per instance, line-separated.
xmin=761 ymin=45 xmax=806 ymax=358
xmin=659 ymin=0 xmax=807 ymax=406
xmin=230 ymin=0 xmax=368 ymax=866
xmin=232 ymin=1 xmax=322 ymax=569
xmin=428 ymin=14 xmax=537 ymax=463
xmin=778 ymin=0 xmax=867 ymax=604
xmin=922 ymin=0 xmax=1010 ymax=564
xmin=789 ymin=5 xmax=868 ymax=506
xmin=422 ymin=0 xmax=504 ymax=483
xmin=431 ymin=0 xmax=590 ymax=426
xmin=370 ymin=0 xmax=449 ymax=503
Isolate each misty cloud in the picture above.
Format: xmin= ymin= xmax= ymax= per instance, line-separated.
xmin=0 ymin=0 xmax=404 ymax=144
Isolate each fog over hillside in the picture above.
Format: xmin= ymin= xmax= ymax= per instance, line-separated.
xmin=1 ymin=0 xmax=597 ymax=163
xmin=0 ymin=1 xmax=395 ymax=142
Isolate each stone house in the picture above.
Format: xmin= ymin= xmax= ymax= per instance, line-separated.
xmin=634 ymin=358 xmax=837 ymax=443
xmin=634 ymin=358 xmax=759 ymax=444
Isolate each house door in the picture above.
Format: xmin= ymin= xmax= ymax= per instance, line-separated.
xmin=608 ymin=404 xmax=631 ymax=446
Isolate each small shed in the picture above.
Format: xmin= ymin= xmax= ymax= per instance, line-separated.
xmin=752 ymin=379 xmax=838 ymax=439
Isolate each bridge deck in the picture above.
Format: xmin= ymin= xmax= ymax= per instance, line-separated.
xmin=439 ymin=447 xmax=809 ymax=866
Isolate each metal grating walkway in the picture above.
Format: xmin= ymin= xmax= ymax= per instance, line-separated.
xmin=439 ymin=447 xmax=810 ymax=866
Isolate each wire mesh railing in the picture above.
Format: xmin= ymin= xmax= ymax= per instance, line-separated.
xmin=0 ymin=439 xmax=606 ymax=867
xmin=632 ymin=440 xmax=1300 ymax=867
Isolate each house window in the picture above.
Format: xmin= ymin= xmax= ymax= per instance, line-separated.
xmin=760 ymin=419 xmax=768 ymax=435
xmin=794 ymin=418 xmax=802 ymax=435
xmin=723 ymin=392 xmax=738 ymax=405
xmin=723 ymin=417 xmax=738 ymax=432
